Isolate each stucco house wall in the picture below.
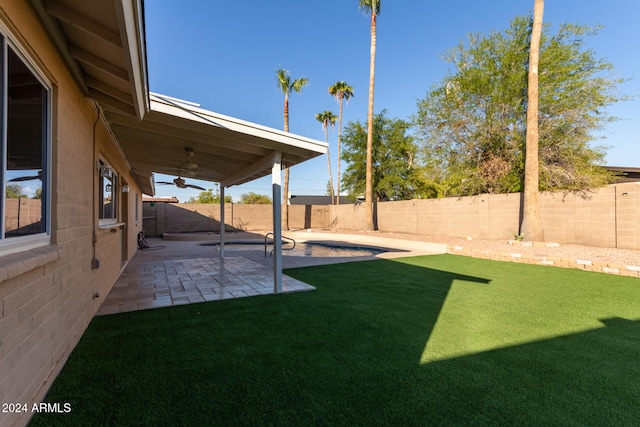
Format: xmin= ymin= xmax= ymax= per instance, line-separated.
xmin=0 ymin=2 xmax=142 ymax=426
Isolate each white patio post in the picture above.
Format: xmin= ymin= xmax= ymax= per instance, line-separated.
xmin=219 ymin=185 xmax=225 ymax=259
xmin=272 ymin=151 xmax=283 ymax=293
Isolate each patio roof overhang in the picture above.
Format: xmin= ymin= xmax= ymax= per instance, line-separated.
xmin=104 ymin=93 xmax=327 ymax=193
xmin=31 ymin=0 xmax=327 ymax=195
xmin=32 ymin=0 xmax=326 ymax=294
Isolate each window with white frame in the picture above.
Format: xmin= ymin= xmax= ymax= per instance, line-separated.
xmin=98 ymin=159 xmax=118 ymax=225
xmin=0 ymin=31 xmax=51 ymax=253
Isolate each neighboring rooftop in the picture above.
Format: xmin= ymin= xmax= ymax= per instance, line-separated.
xmin=290 ymin=195 xmax=354 ymax=205
xmin=143 ymin=197 xmax=179 ymax=203
xmin=605 ymin=166 xmax=640 ymax=183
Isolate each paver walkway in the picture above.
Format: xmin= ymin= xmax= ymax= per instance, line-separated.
xmin=97 ymin=256 xmax=313 ymax=315
xmin=97 ymin=233 xmax=447 ymax=316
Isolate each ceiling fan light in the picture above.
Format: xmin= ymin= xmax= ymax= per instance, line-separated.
xmin=180 ymin=162 xmax=198 ymax=171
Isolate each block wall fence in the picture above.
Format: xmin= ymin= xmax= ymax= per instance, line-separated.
xmin=144 ymin=182 xmax=640 ymax=250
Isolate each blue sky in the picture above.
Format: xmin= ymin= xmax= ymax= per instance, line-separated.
xmin=146 ymin=0 xmax=639 ymax=202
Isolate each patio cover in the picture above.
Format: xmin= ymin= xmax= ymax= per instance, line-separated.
xmin=104 ymin=93 xmax=326 ymax=191
xmin=31 ymin=0 xmax=327 ymax=292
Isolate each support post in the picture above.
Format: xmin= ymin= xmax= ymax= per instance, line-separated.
xmin=272 ymin=151 xmax=283 ymax=293
xmin=220 ymin=185 xmax=225 ymax=259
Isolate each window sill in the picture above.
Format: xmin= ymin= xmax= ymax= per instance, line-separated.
xmin=98 ymin=222 xmax=125 ymax=230
xmin=0 ymin=244 xmax=60 ymax=283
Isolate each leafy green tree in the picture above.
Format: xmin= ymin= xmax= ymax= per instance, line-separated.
xmin=329 ymin=81 xmax=354 ymax=205
xmin=188 ymin=188 xmax=232 ymax=204
xmin=276 ymin=68 xmax=308 ymax=229
xmin=414 ymin=15 xmax=625 ymax=198
xmin=315 ymin=110 xmax=338 ymax=204
xmin=239 ymin=192 xmax=272 ymax=205
xmin=6 ymin=184 xmax=26 ymax=198
xmin=342 ymin=111 xmax=437 ymax=201
xmin=360 ymin=0 xmax=381 ymax=229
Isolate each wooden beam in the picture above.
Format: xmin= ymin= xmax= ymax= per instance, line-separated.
xmin=88 ymin=89 xmax=136 ymax=116
xmin=86 ymin=77 xmax=133 ymax=105
xmin=69 ymin=45 xmax=129 ymax=83
xmin=29 ymin=0 xmax=89 ymax=95
xmin=45 ymin=0 xmax=122 ymax=48
xmin=221 ymin=151 xmax=280 ymax=188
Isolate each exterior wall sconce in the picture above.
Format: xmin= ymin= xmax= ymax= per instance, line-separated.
xmin=100 ymin=166 xmax=113 ymax=178
xmin=122 ymin=185 xmax=130 ymax=193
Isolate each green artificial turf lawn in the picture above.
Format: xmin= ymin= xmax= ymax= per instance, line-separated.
xmin=30 ymin=254 xmax=640 ymax=426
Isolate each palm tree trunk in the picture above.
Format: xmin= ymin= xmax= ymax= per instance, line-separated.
xmin=283 ymin=97 xmax=290 ymax=230
xmin=325 ymin=128 xmax=335 ymax=205
xmin=365 ymin=8 xmax=377 ymax=231
xmin=520 ymin=0 xmax=545 ymax=241
xmin=337 ymin=97 xmax=343 ymax=206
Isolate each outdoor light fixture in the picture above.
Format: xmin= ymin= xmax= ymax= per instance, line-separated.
xmin=122 ymin=185 xmax=130 ymax=193
xmin=100 ymin=166 xmax=113 ymax=178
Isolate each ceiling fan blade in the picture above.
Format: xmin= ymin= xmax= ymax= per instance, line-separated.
xmin=9 ymin=175 xmax=40 ymax=182
xmin=185 ymin=184 xmax=206 ymax=191
xmin=156 ymin=181 xmax=175 ymax=185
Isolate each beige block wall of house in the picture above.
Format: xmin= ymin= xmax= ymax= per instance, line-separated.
xmin=0 ymin=2 xmax=143 ymax=426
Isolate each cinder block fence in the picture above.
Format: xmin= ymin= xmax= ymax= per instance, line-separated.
xmin=144 ymin=182 xmax=640 ymax=250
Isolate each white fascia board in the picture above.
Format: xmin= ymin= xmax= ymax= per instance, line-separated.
xmin=116 ymin=0 xmax=149 ymax=119
xmin=149 ymin=93 xmax=327 ymax=155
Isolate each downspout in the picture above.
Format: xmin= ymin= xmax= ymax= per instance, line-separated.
xmin=91 ymin=104 xmax=100 ymax=269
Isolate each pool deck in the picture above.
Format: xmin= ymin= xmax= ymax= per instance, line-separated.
xmin=96 ymin=231 xmax=447 ymax=316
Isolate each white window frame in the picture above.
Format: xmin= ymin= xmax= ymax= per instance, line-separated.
xmin=98 ymin=158 xmax=119 ymax=227
xmin=0 ymin=26 xmax=52 ymax=256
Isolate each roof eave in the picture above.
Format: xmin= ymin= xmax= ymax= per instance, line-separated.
xmin=114 ymin=0 xmax=149 ymax=119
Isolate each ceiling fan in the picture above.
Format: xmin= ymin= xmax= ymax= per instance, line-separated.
xmin=9 ymin=170 xmax=42 ymax=182
xmin=156 ymin=175 xmax=206 ymax=191
xmin=174 ymin=147 xmax=198 ymax=177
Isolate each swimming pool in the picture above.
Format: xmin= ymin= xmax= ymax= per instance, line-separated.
xmin=201 ymin=241 xmax=387 ymax=257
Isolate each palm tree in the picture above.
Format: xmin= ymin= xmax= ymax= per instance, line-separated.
xmin=520 ymin=0 xmax=545 ymax=241
xmin=275 ymin=68 xmax=309 ymax=230
xmin=360 ymin=0 xmax=380 ymax=230
xmin=329 ymin=81 xmax=354 ymax=206
xmin=315 ymin=110 xmax=338 ymax=204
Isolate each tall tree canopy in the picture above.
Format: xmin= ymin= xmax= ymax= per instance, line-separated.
xmin=6 ymin=184 xmax=26 ymax=199
xmin=341 ymin=111 xmax=436 ymax=201
xmin=413 ymin=16 xmax=626 ymax=197
xmin=188 ymin=188 xmax=232 ymax=204
xmin=239 ymin=192 xmax=272 ymax=205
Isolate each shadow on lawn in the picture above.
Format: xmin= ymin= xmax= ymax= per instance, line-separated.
xmin=30 ymin=257 xmax=640 ymax=426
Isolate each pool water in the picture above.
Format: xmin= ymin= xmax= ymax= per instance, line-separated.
xmin=202 ymin=242 xmax=386 ymax=257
